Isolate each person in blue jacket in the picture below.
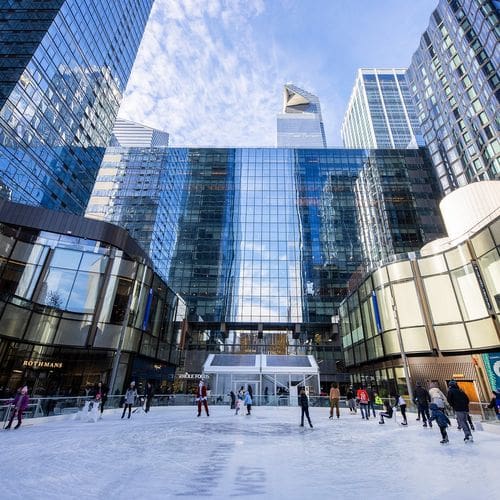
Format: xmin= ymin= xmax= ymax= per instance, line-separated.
xmin=244 ymin=390 xmax=253 ymax=415
xmin=429 ymin=403 xmax=451 ymax=444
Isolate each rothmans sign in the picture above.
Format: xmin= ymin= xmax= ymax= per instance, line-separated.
xmin=23 ymin=360 xmax=63 ymax=369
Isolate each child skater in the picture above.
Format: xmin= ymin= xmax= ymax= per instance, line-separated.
xmin=429 ymin=403 xmax=451 ymax=444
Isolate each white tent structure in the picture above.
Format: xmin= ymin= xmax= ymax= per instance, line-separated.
xmin=202 ymin=354 xmax=320 ymax=404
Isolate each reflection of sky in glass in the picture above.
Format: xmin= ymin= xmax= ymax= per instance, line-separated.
xmin=230 ymin=149 xmax=303 ymax=322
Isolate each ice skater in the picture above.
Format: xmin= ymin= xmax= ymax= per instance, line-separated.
xmin=429 ymin=403 xmax=451 ymax=444
xmin=144 ymin=382 xmax=154 ymax=413
xmin=235 ymin=388 xmax=244 ymax=415
xmin=195 ymin=378 xmax=209 ymax=417
xmin=346 ymin=387 xmax=357 ymax=414
xmin=428 ymin=381 xmax=447 ymax=409
xmin=329 ymin=382 xmax=340 ymax=419
xmin=394 ymin=393 xmax=408 ymax=425
xmin=378 ymin=400 xmax=393 ymax=424
xmin=229 ymin=390 xmax=236 ymax=410
xmin=414 ymin=382 xmax=432 ymax=427
xmin=121 ymin=381 xmax=137 ymax=419
xmin=486 ymin=390 xmax=500 ymax=420
xmin=93 ymin=381 xmax=108 ymax=417
xmin=299 ymin=389 xmax=313 ymax=428
xmin=447 ymin=380 xmax=473 ymax=442
xmin=5 ymin=386 xmax=29 ymax=429
xmin=356 ymin=386 xmax=370 ymax=420
xmin=244 ymin=390 xmax=252 ymax=415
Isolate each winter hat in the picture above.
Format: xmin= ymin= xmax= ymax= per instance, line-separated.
xmin=21 ymin=386 xmax=28 ymax=394
xmin=130 ymin=381 xmax=136 ymax=387
xmin=448 ymin=380 xmax=457 ymax=387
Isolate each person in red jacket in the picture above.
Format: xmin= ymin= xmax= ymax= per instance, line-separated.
xmin=356 ymin=386 xmax=370 ymax=420
xmin=5 ymin=386 xmax=29 ymax=429
xmin=195 ymin=378 xmax=209 ymax=417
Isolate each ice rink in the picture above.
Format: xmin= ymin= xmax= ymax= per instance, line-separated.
xmin=1 ymin=405 xmax=499 ymax=499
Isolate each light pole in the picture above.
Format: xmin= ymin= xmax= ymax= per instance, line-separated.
xmin=390 ymin=290 xmax=414 ymax=403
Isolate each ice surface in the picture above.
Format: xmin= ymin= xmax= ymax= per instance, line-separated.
xmin=1 ymin=405 xmax=499 ymax=499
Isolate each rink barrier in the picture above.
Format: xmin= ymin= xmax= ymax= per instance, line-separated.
xmin=1 ymin=395 xmax=498 ymax=426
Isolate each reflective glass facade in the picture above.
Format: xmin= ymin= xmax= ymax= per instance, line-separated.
xmin=86 ymin=147 xmax=188 ymax=283
xmin=0 ymin=0 xmax=154 ymax=214
xmin=0 ymin=200 xmax=186 ymax=396
xmin=355 ymin=149 xmax=444 ymax=268
xmin=407 ymin=0 xmax=499 ymax=194
xmin=88 ymin=147 xmax=443 ymax=382
xmin=342 ymin=69 xmax=424 ymax=149
xmin=277 ymin=85 xmax=327 ymax=148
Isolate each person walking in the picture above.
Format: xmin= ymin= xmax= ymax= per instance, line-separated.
xmin=121 ymin=381 xmax=138 ymax=419
xmin=447 ymin=380 xmax=473 ymax=442
xmin=195 ymin=378 xmax=209 ymax=417
xmin=329 ymin=382 xmax=340 ymax=419
xmin=394 ymin=393 xmax=408 ymax=426
xmin=244 ymin=390 xmax=252 ymax=415
xmin=429 ymin=403 xmax=451 ymax=444
xmin=144 ymin=382 xmax=154 ymax=413
xmin=5 ymin=386 xmax=29 ymax=429
xmin=299 ymin=389 xmax=313 ymax=428
xmin=356 ymin=386 xmax=370 ymax=420
xmin=414 ymin=382 xmax=432 ymax=427
xmin=378 ymin=399 xmax=393 ymax=424
xmin=346 ymin=386 xmax=357 ymax=414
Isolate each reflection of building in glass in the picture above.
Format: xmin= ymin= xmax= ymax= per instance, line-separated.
xmin=355 ymin=150 xmax=444 ymax=268
xmin=111 ymin=118 xmax=169 ymax=148
xmin=339 ymin=181 xmax=500 ymax=401
xmin=86 ymin=125 xmax=185 ymax=284
xmin=0 ymin=199 xmax=186 ymax=396
xmin=277 ymin=85 xmax=327 ymax=148
xmin=406 ymin=0 xmax=499 ymax=194
xmin=342 ymin=69 xmax=423 ymax=149
xmin=90 ymin=146 xmax=443 ymax=385
xmin=0 ymin=1 xmax=154 ymax=214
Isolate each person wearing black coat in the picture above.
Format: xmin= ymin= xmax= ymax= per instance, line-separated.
xmin=144 ymin=382 xmax=154 ymax=413
xmin=378 ymin=400 xmax=394 ymax=424
xmin=446 ymin=380 xmax=473 ymax=442
xmin=299 ymin=389 xmax=313 ymax=428
xmin=413 ymin=382 xmax=432 ymax=427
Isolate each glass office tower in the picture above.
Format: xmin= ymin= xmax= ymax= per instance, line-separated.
xmin=110 ymin=118 xmax=169 ymax=148
xmin=90 ymin=147 xmax=443 ymax=384
xmin=341 ymin=69 xmax=424 ymax=149
xmin=277 ymin=85 xmax=327 ymax=148
xmin=406 ymin=0 xmax=499 ymax=194
xmin=0 ymin=0 xmax=154 ymax=214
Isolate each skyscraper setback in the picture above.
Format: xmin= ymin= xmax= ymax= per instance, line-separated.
xmin=0 ymin=0 xmax=154 ymax=214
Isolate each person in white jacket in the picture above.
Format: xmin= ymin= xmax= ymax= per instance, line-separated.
xmin=121 ymin=381 xmax=138 ymax=419
xmin=429 ymin=382 xmax=447 ymax=409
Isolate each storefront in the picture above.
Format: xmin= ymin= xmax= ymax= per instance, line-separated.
xmin=0 ymin=200 xmax=186 ymax=397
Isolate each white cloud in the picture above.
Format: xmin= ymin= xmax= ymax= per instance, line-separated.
xmin=119 ymin=0 xmax=282 ymax=147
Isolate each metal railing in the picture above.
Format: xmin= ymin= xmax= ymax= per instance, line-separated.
xmin=2 ymin=395 xmax=498 ymax=426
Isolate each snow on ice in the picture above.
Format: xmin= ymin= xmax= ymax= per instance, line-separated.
xmin=1 ymin=405 xmax=499 ymax=499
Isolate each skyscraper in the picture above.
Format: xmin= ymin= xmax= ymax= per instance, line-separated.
xmin=406 ymin=0 xmax=499 ymax=194
xmin=277 ymin=84 xmax=327 ymax=148
xmin=0 ymin=0 xmax=154 ymax=214
xmin=111 ymin=118 xmax=169 ymax=148
xmin=341 ymin=69 xmax=424 ymax=149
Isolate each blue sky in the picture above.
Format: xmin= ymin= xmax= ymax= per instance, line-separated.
xmin=119 ymin=0 xmax=438 ymax=147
